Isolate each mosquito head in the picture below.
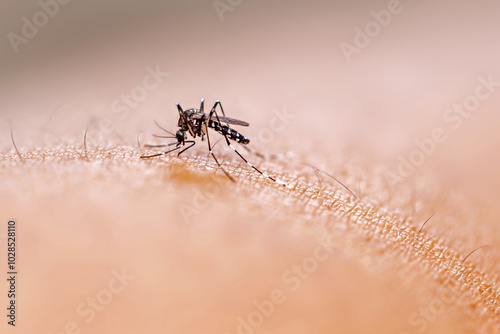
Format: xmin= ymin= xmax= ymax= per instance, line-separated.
xmin=176 ymin=130 xmax=185 ymax=143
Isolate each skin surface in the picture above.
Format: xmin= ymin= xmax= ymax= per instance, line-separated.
xmin=1 ymin=136 xmax=500 ymax=334
xmin=1 ymin=1 xmax=500 ymax=333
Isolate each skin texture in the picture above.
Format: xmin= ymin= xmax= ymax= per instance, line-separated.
xmin=1 ymin=1 xmax=500 ymax=333
xmin=1 ymin=132 xmax=499 ymax=333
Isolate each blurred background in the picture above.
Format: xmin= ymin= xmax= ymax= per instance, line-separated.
xmin=1 ymin=0 xmax=500 ymax=333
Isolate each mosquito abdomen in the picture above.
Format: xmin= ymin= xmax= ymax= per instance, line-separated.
xmin=208 ymin=120 xmax=250 ymax=144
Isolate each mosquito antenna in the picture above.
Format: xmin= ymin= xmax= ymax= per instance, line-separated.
xmin=153 ymin=134 xmax=176 ymax=139
xmin=307 ymin=164 xmax=358 ymax=200
xmin=154 ymin=120 xmax=175 ymax=136
xmin=418 ymin=213 xmax=435 ymax=233
xmin=461 ymin=245 xmax=491 ymax=264
xmin=9 ymin=120 xmax=24 ymax=162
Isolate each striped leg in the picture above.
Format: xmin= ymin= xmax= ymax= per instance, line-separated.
xmin=210 ymin=99 xmax=227 ymax=117
xmin=238 ymin=144 xmax=287 ymax=160
xmin=207 ymin=105 xmax=292 ymax=189
xmin=141 ymin=140 xmax=196 ymax=159
xmin=141 ymin=142 xmax=181 ymax=159
xmin=209 ymin=99 xmax=232 ymax=130
xmin=204 ymin=120 xmax=235 ymax=182
xmin=177 ymin=140 xmax=196 ymax=156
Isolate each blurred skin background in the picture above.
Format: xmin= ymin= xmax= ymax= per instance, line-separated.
xmin=1 ymin=0 xmax=500 ymax=333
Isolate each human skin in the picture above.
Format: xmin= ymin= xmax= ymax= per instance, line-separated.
xmin=2 ymin=1 xmax=500 ymax=333
xmin=1 ymin=126 xmax=500 ymax=334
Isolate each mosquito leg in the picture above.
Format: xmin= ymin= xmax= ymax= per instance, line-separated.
xmin=209 ymin=99 xmax=233 ymax=130
xmin=208 ymin=105 xmax=234 ymax=146
xmin=239 ymin=145 xmax=265 ymax=159
xmin=211 ymin=100 xmax=226 ymax=117
xmin=238 ymin=144 xmax=284 ymax=160
xmin=207 ymin=138 xmax=223 ymax=158
xmin=230 ymin=143 xmax=292 ymax=187
xmin=140 ymin=142 xmax=181 ymax=159
xmin=207 ymin=107 xmax=292 ymax=188
xmin=177 ymin=140 xmax=196 ymax=156
xmin=200 ymin=98 xmax=205 ymax=113
xmin=177 ymin=103 xmax=184 ymax=115
xmin=205 ymin=121 xmax=235 ymax=182
xmin=144 ymin=141 xmax=179 ymax=149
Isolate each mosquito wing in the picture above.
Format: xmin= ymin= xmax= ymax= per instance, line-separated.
xmin=206 ymin=114 xmax=249 ymax=127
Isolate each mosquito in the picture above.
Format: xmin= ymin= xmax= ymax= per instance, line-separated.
xmin=141 ymin=98 xmax=292 ymax=188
